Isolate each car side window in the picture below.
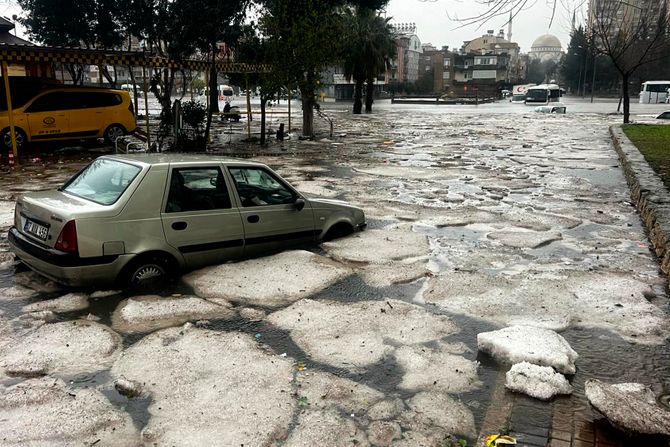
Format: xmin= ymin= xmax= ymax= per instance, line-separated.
xmin=165 ymin=167 xmax=231 ymax=213
xmin=229 ymin=167 xmax=296 ymax=207
xmin=25 ymin=92 xmax=70 ymax=113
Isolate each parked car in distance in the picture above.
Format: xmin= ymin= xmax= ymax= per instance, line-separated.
xmin=9 ymin=155 xmax=366 ymax=288
xmin=657 ymin=111 xmax=670 ymax=120
xmin=0 ymin=87 xmax=136 ymax=151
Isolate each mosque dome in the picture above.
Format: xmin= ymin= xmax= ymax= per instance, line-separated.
xmin=531 ymin=34 xmax=562 ymax=50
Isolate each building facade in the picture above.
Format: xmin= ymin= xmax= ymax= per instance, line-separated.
xmin=418 ymin=44 xmax=455 ymax=93
xmin=390 ymin=23 xmax=422 ymax=83
xmin=451 ymin=30 xmax=524 ymax=94
xmin=588 ymin=0 xmax=669 ymax=41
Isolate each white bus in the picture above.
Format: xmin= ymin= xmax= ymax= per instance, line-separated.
xmin=639 ymin=81 xmax=670 ymax=104
xmin=525 ymin=84 xmax=563 ymax=105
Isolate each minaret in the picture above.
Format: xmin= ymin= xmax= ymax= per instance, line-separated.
xmin=507 ymin=11 xmax=513 ymax=42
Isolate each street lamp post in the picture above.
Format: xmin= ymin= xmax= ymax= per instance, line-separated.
xmin=574 ymin=52 xmax=583 ymax=96
xmin=590 ymin=54 xmax=597 ymax=103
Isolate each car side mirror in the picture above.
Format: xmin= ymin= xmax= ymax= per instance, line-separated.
xmin=294 ymin=197 xmax=305 ymax=211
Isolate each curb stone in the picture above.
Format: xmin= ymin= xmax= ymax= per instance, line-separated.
xmin=610 ymin=125 xmax=670 ymax=278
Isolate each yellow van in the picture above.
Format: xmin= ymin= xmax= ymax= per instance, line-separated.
xmin=0 ymin=87 xmax=137 ymax=150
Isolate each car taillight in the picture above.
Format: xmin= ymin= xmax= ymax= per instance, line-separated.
xmin=55 ymin=220 xmax=78 ymax=254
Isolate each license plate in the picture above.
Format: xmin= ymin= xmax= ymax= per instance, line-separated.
xmin=24 ymin=219 xmax=49 ymax=241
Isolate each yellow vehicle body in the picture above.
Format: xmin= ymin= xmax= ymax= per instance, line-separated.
xmin=0 ymin=87 xmax=136 ymax=149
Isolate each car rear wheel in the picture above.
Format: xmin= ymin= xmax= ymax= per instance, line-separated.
xmin=104 ymin=124 xmax=126 ymax=144
xmin=123 ymin=255 xmax=173 ymax=289
xmin=1 ymin=128 xmax=27 ymax=152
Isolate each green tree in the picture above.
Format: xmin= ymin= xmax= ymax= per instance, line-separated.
xmin=590 ymin=0 xmax=670 ymax=123
xmin=342 ymin=6 xmax=395 ymax=114
xmin=561 ymin=26 xmax=588 ymax=93
xmin=169 ymin=0 xmax=248 ymax=145
xmin=18 ymin=0 xmax=123 ymax=84
xmin=229 ymin=25 xmax=286 ymax=145
xmin=258 ymin=0 xmax=389 ymax=137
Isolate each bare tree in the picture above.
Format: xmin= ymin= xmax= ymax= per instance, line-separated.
xmin=588 ymin=0 xmax=669 ymax=123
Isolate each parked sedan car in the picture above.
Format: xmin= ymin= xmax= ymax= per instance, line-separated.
xmin=9 ymin=155 xmax=366 ymax=288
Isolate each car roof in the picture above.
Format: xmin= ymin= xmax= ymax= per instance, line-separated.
xmin=103 ymin=153 xmax=268 ymax=168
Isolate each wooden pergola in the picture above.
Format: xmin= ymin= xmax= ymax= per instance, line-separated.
xmin=0 ymin=43 xmax=271 ymax=160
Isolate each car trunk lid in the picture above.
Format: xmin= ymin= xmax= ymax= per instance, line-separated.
xmin=15 ymin=191 xmax=109 ymax=249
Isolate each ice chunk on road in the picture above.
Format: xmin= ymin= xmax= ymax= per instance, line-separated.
xmin=322 ymin=228 xmax=428 ymax=264
xmin=487 ymin=229 xmax=562 ymax=249
xmin=268 ymin=299 xmax=458 ymax=370
xmin=0 ymin=377 xmax=139 ymax=446
xmin=183 ymin=250 xmax=350 ymax=308
xmin=394 ymin=345 xmax=480 ymax=393
xmin=0 ymin=321 xmax=122 ymax=377
xmin=424 ymin=271 xmax=669 ymax=344
xmin=111 ymin=326 xmax=295 ymax=446
xmin=404 ymin=392 xmax=476 ymax=439
xmin=360 ymin=260 xmax=431 ymax=288
xmin=283 ymin=409 xmax=370 ymax=447
xmin=14 ymin=271 xmax=63 ymax=294
xmin=505 ymin=362 xmax=572 ymax=400
xmin=22 ymin=293 xmax=89 ymax=314
xmin=477 ymin=325 xmax=578 ymax=374
xmin=111 ymin=295 xmax=235 ymax=334
xmin=294 ymin=370 xmax=383 ymax=416
xmin=0 ymin=285 xmax=37 ymax=301
xmin=585 ymin=379 xmax=670 ymax=436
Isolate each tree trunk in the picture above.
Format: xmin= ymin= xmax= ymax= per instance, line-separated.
xmin=301 ymin=87 xmax=315 ymax=138
xmin=260 ymin=96 xmax=267 ymax=145
xmin=101 ymin=66 xmax=118 ymax=88
xmin=365 ymin=78 xmax=374 ymax=113
xmin=129 ymin=66 xmax=139 ymax=116
xmin=209 ymin=48 xmax=219 ymax=113
xmin=622 ymin=73 xmax=630 ymax=124
xmin=204 ymin=49 xmax=218 ymax=148
xmin=353 ymin=79 xmax=363 ymax=114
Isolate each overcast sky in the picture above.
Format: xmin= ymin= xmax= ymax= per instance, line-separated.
xmin=4 ymin=0 xmax=586 ymax=52
xmin=385 ymin=0 xmax=588 ymax=52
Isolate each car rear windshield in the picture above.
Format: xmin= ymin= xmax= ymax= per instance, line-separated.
xmin=62 ymin=159 xmax=142 ymax=205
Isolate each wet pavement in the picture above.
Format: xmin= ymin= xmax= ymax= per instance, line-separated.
xmin=1 ymin=97 xmax=669 ymax=446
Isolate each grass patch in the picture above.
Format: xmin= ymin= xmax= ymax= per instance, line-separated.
xmin=622 ymin=124 xmax=670 ymax=190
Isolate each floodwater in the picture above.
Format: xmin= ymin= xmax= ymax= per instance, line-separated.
xmin=1 ymin=97 xmax=669 ymax=446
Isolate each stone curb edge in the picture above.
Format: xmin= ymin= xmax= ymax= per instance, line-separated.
xmin=609 ymin=125 xmax=670 ymax=277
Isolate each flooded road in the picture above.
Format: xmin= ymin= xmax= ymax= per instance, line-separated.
xmin=0 ymin=99 xmax=669 ymax=446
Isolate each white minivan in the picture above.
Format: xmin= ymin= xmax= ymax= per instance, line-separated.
xmin=639 ymin=81 xmax=670 ymax=104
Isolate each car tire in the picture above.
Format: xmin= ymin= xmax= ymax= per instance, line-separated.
xmin=1 ymin=127 xmax=27 ymax=152
xmin=123 ymin=255 xmax=173 ymax=289
xmin=104 ymin=124 xmax=126 ymax=145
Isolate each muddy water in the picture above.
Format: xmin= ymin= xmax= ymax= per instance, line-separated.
xmin=1 ymin=102 xmax=669 ymax=445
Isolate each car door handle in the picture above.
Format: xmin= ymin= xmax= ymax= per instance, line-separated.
xmin=171 ymin=221 xmax=188 ymax=230
xmin=247 ymin=215 xmax=260 ymax=223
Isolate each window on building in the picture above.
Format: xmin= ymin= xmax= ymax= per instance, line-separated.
xmin=444 ymin=59 xmax=451 ymax=67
